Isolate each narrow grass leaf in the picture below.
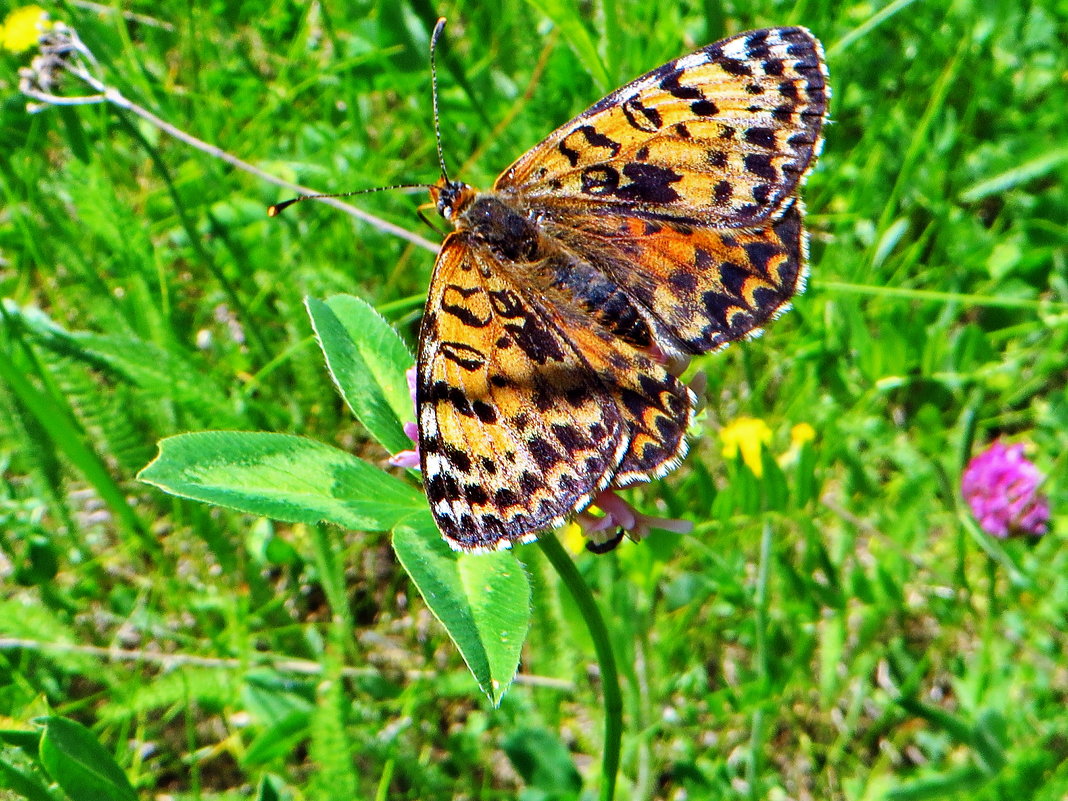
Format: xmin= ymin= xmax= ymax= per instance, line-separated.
xmin=972 ymin=709 xmax=1007 ymax=774
xmin=256 ymin=775 xmax=283 ymax=801
xmin=392 ymin=513 xmax=530 ymax=706
xmin=0 ymin=729 xmax=41 ymax=755
xmin=7 ymin=303 xmax=236 ymax=424
xmin=896 ymin=697 xmax=973 ymax=744
xmin=242 ymin=709 xmax=312 ymax=767
xmin=502 ymin=727 xmax=582 ymax=794
xmin=760 ymin=449 xmax=789 ymax=511
xmin=307 ymin=295 xmax=414 ymax=455
xmin=0 ymin=347 xmax=149 ymax=546
xmin=873 ymin=218 xmax=909 ymax=268
xmin=139 ymin=432 xmax=425 ymax=531
xmin=38 ymin=716 xmax=137 ymax=801
xmin=884 ymin=766 xmax=988 ymax=800
xmin=0 ymin=757 xmax=54 ymax=801
xmin=524 ymin=0 xmax=610 ymax=89
xmin=793 ymin=443 xmax=818 ymax=508
xmin=959 ymin=148 xmax=1068 ymax=203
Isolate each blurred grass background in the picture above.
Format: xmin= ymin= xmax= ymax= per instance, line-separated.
xmin=1 ymin=0 xmax=1066 ymax=798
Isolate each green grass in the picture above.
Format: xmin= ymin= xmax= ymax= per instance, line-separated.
xmin=2 ymin=0 xmax=1067 ymax=799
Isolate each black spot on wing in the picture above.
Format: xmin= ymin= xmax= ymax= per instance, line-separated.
xmin=581 ymin=165 xmax=621 ymax=195
xmin=528 ymin=437 xmax=562 ymax=470
xmin=691 ymin=98 xmax=719 ymax=116
xmin=494 ymin=487 xmax=518 ymax=508
xmin=744 ymin=127 xmax=776 ymax=149
xmin=443 ymin=443 xmax=472 ymax=473
xmin=762 ymin=58 xmax=784 ymax=76
xmin=616 ymin=163 xmax=682 ymax=203
xmin=621 ymin=95 xmax=662 ymax=132
xmin=718 ymin=262 xmax=751 ymax=301
xmin=669 ymin=270 xmax=698 ymax=293
xmin=440 ymin=341 xmax=486 ymax=371
xmin=743 ymin=153 xmax=777 ymax=181
xmin=560 ymin=125 xmax=621 ymax=167
xmin=743 ymin=241 xmax=780 ymax=278
xmin=719 ymin=59 xmax=753 ymax=77
xmin=472 ymin=400 xmax=498 ymax=423
xmin=659 ymin=69 xmax=702 ymax=100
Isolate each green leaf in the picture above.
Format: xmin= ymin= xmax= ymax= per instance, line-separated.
xmin=884 ymin=766 xmax=987 ymax=800
xmin=139 ymin=432 xmax=425 ymax=531
xmin=503 ymin=728 xmax=582 ymax=797
xmin=392 ymin=513 xmax=531 ymax=706
xmin=307 ymin=295 xmax=414 ymax=455
xmin=523 ymin=0 xmax=610 ymax=89
xmin=958 ymin=147 xmax=1068 ymax=203
xmin=37 ymin=716 xmax=137 ymax=801
xmin=0 ymin=754 xmax=55 ymax=801
xmin=972 ymin=708 xmax=1007 ymax=774
xmin=256 ymin=774 xmax=284 ymax=801
xmin=242 ymin=709 xmax=312 ymax=767
xmin=0 ymin=729 xmax=41 ymax=755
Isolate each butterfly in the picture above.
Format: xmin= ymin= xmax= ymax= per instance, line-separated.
xmin=417 ymin=25 xmax=828 ymax=551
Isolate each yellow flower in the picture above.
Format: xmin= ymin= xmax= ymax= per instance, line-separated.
xmin=720 ymin=417 xmax=772 ymax=477
xmin=1 ymin=6 xmax=49 ymax=53
xmin=790 ymin=422 xmax=816 ymax=447
xmin=560 ymin=520 xmax=587 ymax=554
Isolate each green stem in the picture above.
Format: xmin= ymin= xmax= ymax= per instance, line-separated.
xmin=748 ymin=521 xmax=773 ymax=799
xmin=538 ymin=533 xmax=622 ymax=801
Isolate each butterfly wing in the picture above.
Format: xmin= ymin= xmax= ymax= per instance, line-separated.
xmin=417 ymin=233 xmax=693 ymax=549
xmin=495 ymin=27 xmax=827 ymax=228
xmin=539 ymin=198 xmax=809 ymax=357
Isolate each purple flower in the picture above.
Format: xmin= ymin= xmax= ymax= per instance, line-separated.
xmin=962 ymin=441 xmax=1050 ymax=538
xmin=574 ymin=490 xmax=693 ymax=553
xmin=388 ymin=366 xmax=420 ymax=469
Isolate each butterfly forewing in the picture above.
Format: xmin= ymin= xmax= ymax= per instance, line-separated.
xmin=496 ymin=27 xmax=827 ymax=228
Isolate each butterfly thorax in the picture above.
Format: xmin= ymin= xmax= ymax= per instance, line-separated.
xmin=432 ymin=180 xmax=658 ymax=350
xmin=433 ymin=178 xmax=543 ymax=263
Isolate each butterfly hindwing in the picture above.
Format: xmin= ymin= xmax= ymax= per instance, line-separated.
xmin=540 ymin=198 xmax=808 ymax=356
xmin=417 ymin=233 xmax=695 ymax=549
xmin=495 ymin=27 xmax=828 ymax=229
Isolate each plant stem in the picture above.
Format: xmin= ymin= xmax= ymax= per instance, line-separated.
xmin=748 ymin=520 xmax=773 ymax=800
xmin=538 ymin=533 xmax=622 ymax=801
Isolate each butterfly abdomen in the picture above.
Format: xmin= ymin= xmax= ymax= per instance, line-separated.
xmin=542 ymin=255 xmax=653 ymax=348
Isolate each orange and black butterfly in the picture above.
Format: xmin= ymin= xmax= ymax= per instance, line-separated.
xmin=413 ymin=24 xmax=828 ymax=550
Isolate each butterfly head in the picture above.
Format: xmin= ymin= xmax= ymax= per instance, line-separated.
xmin=430 ymin=178 xmax=477 ymax=225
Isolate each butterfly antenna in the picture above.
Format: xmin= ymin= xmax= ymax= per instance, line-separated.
xmin=268 ymin=183 xmax=432 ymax=217
xmin=430 ymin=17 xmax=451 ymax=183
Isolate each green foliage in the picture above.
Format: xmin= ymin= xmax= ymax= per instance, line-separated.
xmin=139 ymin=300 xmax=532 ymax=706
xmin=2 ymin=0 xmax=1067 ymax=799
xmin=139 ymin=430 xmax=426 ymax=531
xmin=394 ymin=515 xmax=531 ymax=705
xmin=306 ymin=294 xmax=414 ymax=454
